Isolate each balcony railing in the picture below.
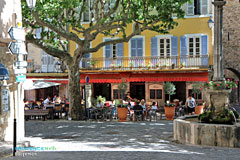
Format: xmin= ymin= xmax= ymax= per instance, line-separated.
xmin=80 ymin=55 xmax=209 ymax=71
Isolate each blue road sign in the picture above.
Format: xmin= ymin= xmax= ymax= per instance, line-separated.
xmin=16 ymin=75 xmax=26 ymax=82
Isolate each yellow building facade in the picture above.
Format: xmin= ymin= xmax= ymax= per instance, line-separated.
xmin=27 ymin=1 xmax=214 ymax=107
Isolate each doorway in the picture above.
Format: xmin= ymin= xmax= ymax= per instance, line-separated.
xmin=130 ymin=82 xmax=145 ymax=100
xmin=165 ymin=82 xmax=186 ymax=104
xmin=93 ymin=83 xmax=111 ymax=101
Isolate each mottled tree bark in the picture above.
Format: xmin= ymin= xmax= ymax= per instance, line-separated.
xmin=68 ymin=61 xmax=83 ymax=120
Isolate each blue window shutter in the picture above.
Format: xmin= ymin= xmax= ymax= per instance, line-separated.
xmin=105 ymin=39 xmax=111 ymax=58
xmin=117 ymin=43 xmax=123 ymax=57
xmin=117 ymin=43 xmax=123 ymax=65
xmin=151 ymin=37 xmax=158 ymax=57
xmin=151 ymin=37 xmax=158 ymax=65
xmin=180 ymin=36 xmax=188 ymax=65
xmin=171 ymin=36 xmax=178 ymax=65
xmin=201 ymin=35 xmax=208 ymax=66
xmin=131 ymin=38 xmax=137 ymax=57
xmin=137 ymin=38 xmax=143 ymax=57
xmin=105 ymin=39 xmax=111 ymax=67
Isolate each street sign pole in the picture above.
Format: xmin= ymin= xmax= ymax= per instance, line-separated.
xmin=8 ymin=26 xmax=28 ymax=156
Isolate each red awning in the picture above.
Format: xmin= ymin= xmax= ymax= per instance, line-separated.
xmin=35 ymin=72 xmax=209 ymax=84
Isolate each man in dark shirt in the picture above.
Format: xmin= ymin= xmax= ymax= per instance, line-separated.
xmin=133 ymin=100 xmax=143 ymax=121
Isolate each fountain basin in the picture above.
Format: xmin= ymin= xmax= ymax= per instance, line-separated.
xmin=174 ymin=116 xmax=240 ymax=148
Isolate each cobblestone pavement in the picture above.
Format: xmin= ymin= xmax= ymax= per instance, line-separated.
xmin=3 ymin=120 xmax=240 ymax=160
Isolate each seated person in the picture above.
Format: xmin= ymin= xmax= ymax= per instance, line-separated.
xmin=97 ymin=100 xmax=103 ymax=108
xmin=151 ymin=102 xmax=158 ymax=110
xmin=133 ymin=100 xmax=143 ymax=120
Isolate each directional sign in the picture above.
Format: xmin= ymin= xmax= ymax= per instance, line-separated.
xmin=14 ymin=61 xmax=28 ymax=68
xmin=14 ymin=68 xmax=26 ymax=75
xmin=8 ymin=27 xmax=25 ymax=41
xmin=8 ymin=41 xmax=27 ymax=55
xmin=16 ymin=75 xmax=26 ymax=82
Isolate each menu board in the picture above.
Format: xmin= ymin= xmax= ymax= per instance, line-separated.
xmin=85 ymin=85 xmax=92 ymax=109
xmin=1 ymin=89 xmax=9 ymax=112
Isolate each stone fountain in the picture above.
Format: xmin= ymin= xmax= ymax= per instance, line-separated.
xmin=173 ymin=0 xmax=240 ymax=148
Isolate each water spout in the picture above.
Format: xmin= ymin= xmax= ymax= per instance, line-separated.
xmin=229 ymin=110 xmax=237 ymax=124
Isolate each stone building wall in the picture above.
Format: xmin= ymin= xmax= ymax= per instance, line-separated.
xmin=223 ymin=0 xmax=240 ymax=103
xmin=223 ymin=0 xmax=240 ymax=71
xmin=0 ymin=0 xmax=25 ymax=142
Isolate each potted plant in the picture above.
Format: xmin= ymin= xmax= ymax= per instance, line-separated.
xmin=117 ymin=63 xmax=122 ymax=69
xmin=110 ymin=63 xmax=116 ymax=69
xmin=96 ymin=95 xmax=106 ymax=106
xmin=163 ymin=62 xmax=168 ymax=69
xmin=147 ymin=62 xmax=152 ymax=69
xmin=171 ymin=63 xmax=175 ymax=69
xmin=192 ymin=82 xmax=204 ymax=115
xmin=116 ymin=99 xmax=128 ymax=122
xmin=164 ymin=101 xmax=176 ymax=120
xmin=164 ymin=82 xmax=176 ymax=120
xmin=180 ymin=62 xmax=185 ymax=68
xmin=89 ymin=61 xmax=96 ymax=68
xmin=129 ymin=61 xmax=134 ymax=69
xmin=155 ymin=62 xmax=161 ymax=68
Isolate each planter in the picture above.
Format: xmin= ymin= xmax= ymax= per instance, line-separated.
xmin=117 ymin=107 xmax=128 ymax=122
xmin=164 ymin=106 xmax=175 ymax=120
xmin=195 ymin=105 xmax=204 ymax=115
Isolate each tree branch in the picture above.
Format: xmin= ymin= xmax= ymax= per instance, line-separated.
xmin=32 ymin=11 xmax=82 ymax=45
xmin=26 ymin=35 xmax=72 ymax=63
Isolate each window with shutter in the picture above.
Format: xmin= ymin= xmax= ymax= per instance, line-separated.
xmin=187 ymin=36 xmax=201 ymax=66
xmin=187 ymin=0 xmax=208 ymax=16
xmin=201 ymin=0 xmax=208 ymax=15
xmin=187 ymin=2 xmax=194 ymax=15
xmin=159 ymin=38 xmax=171 ymax=58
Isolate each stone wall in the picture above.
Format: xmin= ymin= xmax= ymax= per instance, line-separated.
xmin=223 ymin=0 xmax=240 ymax=72
xmin=0 ymin=47 xmax=25 ymax=142
xmin=174 ymin=116 xmax=240 ymax=148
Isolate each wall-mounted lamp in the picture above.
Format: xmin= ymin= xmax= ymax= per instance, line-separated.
xmin=208 ymin=16 xmax=214 ymax=30
xmin=25 ymin=0 xmax=37 ymax=9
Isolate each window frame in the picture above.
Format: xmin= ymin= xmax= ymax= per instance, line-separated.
xmin=155 ymin=35 xmax=172 ymax=58
xmin=113 ymin=89 xmax=124 ymax=99
xmin=188 ymin=36 xmax=201 ymax=57
xmin=186 ymin=0 xmax=209 ymax=16
xmin=150 ymin=89 xmax=162 ymax=100
xmin=103 ymin=37 xmax=119 ymax=59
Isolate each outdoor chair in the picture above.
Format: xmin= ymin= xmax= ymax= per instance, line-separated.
xmin=148 ymin=109 xmax=157 ymax=121
xmin=134 ymin=110 xmax=143 ymax=121
xmin=90 ymin=108 xmax=100 ymax=120
xmin=158 ymin=106 xmax=165 ymax=120
xmin=112 ymin=107 xmax=118 ymax=119
xmin=105 ymin=108 xmax=113 ymax=121
xmin=54 ymin=104 xmax=62 ymax=119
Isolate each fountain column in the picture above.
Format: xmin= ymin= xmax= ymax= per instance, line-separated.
xmin=212 ymin=0 xmax=226 ymax=81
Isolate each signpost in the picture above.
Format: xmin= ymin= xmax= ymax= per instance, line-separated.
xmin=8 ymin=26 xmax=28 ymax=156
xmin=8 ymin=27 xmax=25 ymax=41
xmin=14 ymin=68 xmax=27 ymax=75
xmin=8 ymin=42 xmax=28 ymax=55
xmin=16 ymin=75 xmax=26 ymax=82
xmin=14 ymin=61 xmax=28 ymax=68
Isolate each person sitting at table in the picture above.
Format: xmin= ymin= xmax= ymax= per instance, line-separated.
xmin=133 ymin=100 xmax=143 ymax=121
xmin=97 ymin=100 xmax=103 ymax=108
xmin=55 ymin=96 xmax=61 ymax=104
xmin=43 ymin=96 xmax=51 ymax=107
xmin=124 ymin=91 xmax=133 ymax=102
xmin=53 ymin=95 xmax=57 ymax=102
xmin=140 ymin=99 xmax=146 ymax=120
xmin=147 ymin=101 xmax=158 ymax=121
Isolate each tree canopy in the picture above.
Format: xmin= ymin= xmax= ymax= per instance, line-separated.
xmin=21 ymin=0 xmax=189 ymax=120
xmin=22 ymin=0 xmax=189 ymax=62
